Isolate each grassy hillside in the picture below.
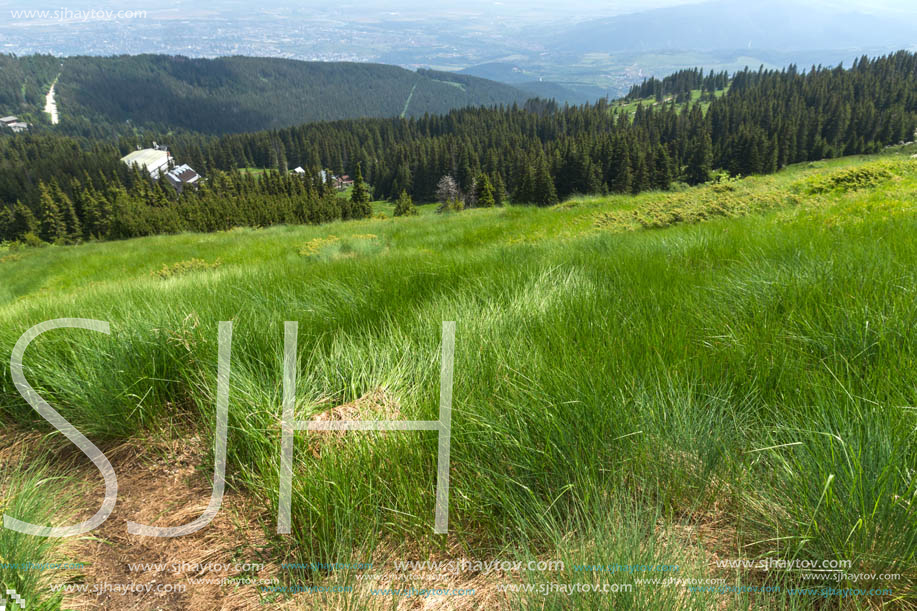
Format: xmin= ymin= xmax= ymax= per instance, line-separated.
xmin=1 ymin=149 xmax=916 ymax=608
xmin=34 ymin=55 xmax=530 ymax=134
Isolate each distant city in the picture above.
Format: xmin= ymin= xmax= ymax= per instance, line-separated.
xmin=2 ymin=0 xmax=915 ymax=100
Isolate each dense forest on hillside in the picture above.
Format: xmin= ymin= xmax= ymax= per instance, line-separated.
xmin=0 ymin=55 xmax=61 ymax=118
xmin=177 ymin=52 xmax=916 ymax=202
xmin=0 ymin=54 xmax=530 ymax=136
xmin=0 ymin=134 xmax=371 ymax=242
xmin=1 ymin=51 xmax=915 ymax=243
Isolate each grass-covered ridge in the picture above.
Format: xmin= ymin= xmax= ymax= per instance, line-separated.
xmin=1 ymin=150 xmax=916 ymax=609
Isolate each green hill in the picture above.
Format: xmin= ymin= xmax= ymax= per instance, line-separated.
xmin=12 ymin=55 xmax=531 ymax=135
xmin=1 ymin=149 xmax=915 ymax=608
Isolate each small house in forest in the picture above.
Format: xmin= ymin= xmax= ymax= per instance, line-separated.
xmin=164 ymin=164 xmax=202 ymax=194
xmin=1 ymin=116 xmax=28 ymax=133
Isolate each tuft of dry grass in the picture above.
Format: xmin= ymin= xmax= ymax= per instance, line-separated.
xmin=306 ymin=387 xmax=402 ymax=458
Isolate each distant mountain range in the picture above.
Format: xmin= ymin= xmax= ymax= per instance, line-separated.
xmin=451 ymin=1 xmax=915 ymax=100
xmin=550 ymin=0 xmax=915 ymax=55
xmin=7 ymin=55 xmax=537 ymax=135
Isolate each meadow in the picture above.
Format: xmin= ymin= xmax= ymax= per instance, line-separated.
xmin=1 ymin=148 xmax=915 ymax=609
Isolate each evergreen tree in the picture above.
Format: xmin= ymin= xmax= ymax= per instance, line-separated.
xmin=393 ymin=190 xmax=418 ymax=216
xmin=533 ymin=158 xmax=559 ymax=207
xmin=475 ymin=173 xmax=495 ymax=208
xmin=350 ymin=162 xmax=372 ymax=218
xmin=48 ymin=179 xmax=81 ymax=241
xmin=514 ymin=165 xmax=535 ymax=204
xmin=63 ymin=196 xmax=82 ymax=241
xmin=492 ymin=173 xmax=505 ymax=206
xmin=685 ymin=132 xmax=713 ymax=185
xmin=37 ymin=183 xmax=67 ymax=243
xmin=392 ymin=164 xmax=413 ymax=197
xmin=10 ymin=201 xmax=38 ymax=240
xmin=0 ymin=206 xmax=14 ymax=241
xmin=81 ymin=188 xmax=104 ymax=239
xmin=652 ymin=145 xmax=673 ymax=190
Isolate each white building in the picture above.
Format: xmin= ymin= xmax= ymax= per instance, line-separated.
xmin=1 ymin=115 xmax=28 ymax=133
xmin=120 ymin=148 xmax=172 ymax=179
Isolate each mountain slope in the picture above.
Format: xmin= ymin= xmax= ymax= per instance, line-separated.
xmin=1 ymin=150 xmax=915 ymax=610
xmin=0 ymin=54 xmax=60 ymax=118
xmin=43 ymin=55 xmax=530 ymax=134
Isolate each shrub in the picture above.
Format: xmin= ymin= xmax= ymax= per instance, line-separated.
xmin=799 ymin=162 xmax=897 ymax=194
xmin=596 ymin=179 xmax=799 ymax=231
xmin=393 ymin=190 xmax=418 ymax=217
xmin=21 ymin=232 xmax=46 ymax=248
xmin=152 ymin=258 xmax=221 ymax=279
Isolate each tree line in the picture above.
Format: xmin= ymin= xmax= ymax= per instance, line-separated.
xmin=167 ymin=52 xmax=917 ymax=204
xmin=0 ymin=154 xmax=371 ymax=243
xmin=625 ymin=67 xmax=731 ymax=102
xmin=1 ymin=51 xmax=915 ymax=243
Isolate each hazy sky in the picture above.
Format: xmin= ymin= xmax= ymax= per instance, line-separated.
xmin=4 ymin=0 xmax=916 ymax=18
xmin=7 ymin=0 xmax=917 ymax=22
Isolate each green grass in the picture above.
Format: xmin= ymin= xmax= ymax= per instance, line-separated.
xmin=1 ymin=151 xmax=916 ymax=608
xmin=0 ymin=451 xmax=79 ymax=610
xmin=237 ymin=167 xmax=270 ymax=177
xmin=614 ymin=86 xmax=729 ymax=119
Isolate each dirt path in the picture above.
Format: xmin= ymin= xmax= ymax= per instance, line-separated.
xmin=44 ymin=74 xmax=59 ymax=124
xmin=400 ymin=81 xmax=418 ymax=118
xmin=1 ymin=390 xmax=516 ymax=610
xmin=52 ymin=436 xmax=283 ymax=610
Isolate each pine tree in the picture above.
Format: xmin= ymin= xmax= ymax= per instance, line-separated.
xmin=10 ymin=201 xmax=38 ymax=240
xmin=0 ymin=206 xmax=14 ymax=241
xmin=475 ymin=173 xmax=495 ymax=208
xmin=492 ymin=173 xmax=505 ymax=206
xmin=609 ymin=138 xmax=632 ymax=193
xmin=456 ymin=151 xmax=475 ymax=195
xmin=63 ymin=196 xmax=82 ymax=242
xmin=393 ymin=190 xmax=418 ymax=216
xmin=47 ymin=179 xmax=80 ymax=240
xmin=685 ymin=131 xmax=713 ymax=185
xmin=652 ymin=145 xmax=673 ymax=190
xmin=514 ymin=165 xmax=535 ymax=204
xmin=533 ymin=158 xmax=558 ymax=207
xmin=392 ymin=164 xmax=412 ymax=197
xmin=81 ymin=188 xmax=104 ymax=239
xmin=631 ymin=152 xmax=650 ymax=194
xmin=350 ymin=162 xmax=372 ymax=218
xmin=37 ymin=183 xmax=67 ymax=243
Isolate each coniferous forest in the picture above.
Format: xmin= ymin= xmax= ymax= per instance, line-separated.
xmin=1 ymin=51 xmax=915 ymax=244
xmin=0 ymin=54 xmax=529 ymax=137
